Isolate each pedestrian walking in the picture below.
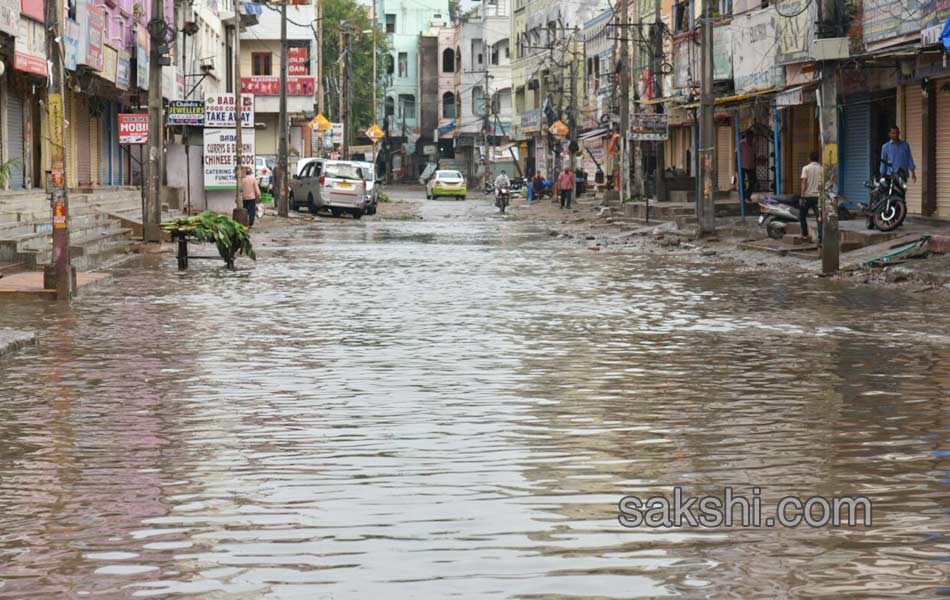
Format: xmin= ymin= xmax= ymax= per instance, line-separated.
xmin=880 ymin=125 xmax=917 ymax=182
xmin=557 ymin=167 xmax=574 ymax=209
xmin=800 ymin=151 xmax=823 ymax=245
xmin=241 ymin=166 xmax=261 ymax=228
xmin=739 ymin=130 xmax=757 ymax=197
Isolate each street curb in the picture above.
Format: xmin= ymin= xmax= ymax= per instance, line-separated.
xmin=0 ymin=329 xmax=37 ymax=360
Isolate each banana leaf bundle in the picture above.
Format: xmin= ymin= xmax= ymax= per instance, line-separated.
xmin=162 ymin=211 xmax=257 ymax=263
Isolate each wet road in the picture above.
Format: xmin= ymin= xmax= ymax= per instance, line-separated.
xmin=1 ymin=194 xmax=948 ymax=599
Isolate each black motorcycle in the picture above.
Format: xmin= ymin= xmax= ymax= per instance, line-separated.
xmin=864 ymin=160 xmax=908 ymax=232
xmin=495 ymin=185 xmax=510 ymax=213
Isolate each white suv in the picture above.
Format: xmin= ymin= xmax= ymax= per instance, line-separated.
xmin=255 ymin=156 xmax=273 ymax=193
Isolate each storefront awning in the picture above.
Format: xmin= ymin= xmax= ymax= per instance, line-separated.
xmin=578 ymin=127 xmax=609 ymax=141
xmin=680 ymin=87 xmax=782 ymax=109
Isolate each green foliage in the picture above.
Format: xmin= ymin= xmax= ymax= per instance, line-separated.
xmin=162 ymin=211 xmax=257 ymax=264
xmin=0 ymin=158 xmax=20 ymax=189
xmin=377 ymin=191 xmax=391 ymax=203
xmin=322 ymin=0 xmax=391 ymax=130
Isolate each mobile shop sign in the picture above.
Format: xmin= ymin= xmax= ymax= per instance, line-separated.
xmin=630 ymin=113 xmax=669 ymax=141
xmin=204 ymin=94 xmax=254 ymax=128
xmin=167 ymin=100 xmax=205 ymax=126
xmin=118 ymin=113 xmax=149 ymax=144
xmin=204 ymin=128 xmax=256 ymax=190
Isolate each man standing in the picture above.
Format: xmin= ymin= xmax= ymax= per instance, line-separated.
xmin=880 ymin=126 xmax=917 ymax=182
xmin=241 ymin=166 xmax=261 ymax=228
xmin=739 ymin=130 xmax=757 ymax=197
xmin=800 ymin=151 xmax=823 ymax=245
xmin=557 ymin=166 xmax=574 ymax=209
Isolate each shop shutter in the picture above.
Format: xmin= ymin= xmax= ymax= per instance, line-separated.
xmin=66 ymin=92 xmax=78 ymax=189
xmin=936 ymin=87 xmax=950 ymax=218
xmin=840 ymin=94 xmax=871 ymax=208
xmin=7 ymin=94 xmax=24 ymax=190
xmin=100 ymin=104 xmax=111 ymax=185
xmin=76 ymin=96 xmax=92 ymax=186
xmin=90 ymin=110 xmax=100 ymax=186
xmin=716 ymin=124 xmax=733 ymax=191
xmin=790 ymin=105 xmax=813 ymax=195
xmin=903 ymin=86 xmax=923 ymax=215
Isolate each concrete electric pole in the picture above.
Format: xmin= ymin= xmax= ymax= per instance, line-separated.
xmin=818 ymin=0 xmax=841 ymax=273
xmin=145 ymin=0 xmax=165 ymax=242
xmin=568 ymin=28 xmax=578 ymax=206
xmin=651 ymin=6 xmax=665 ymax=203
xmin=697 ymin=0 xmax=716 ymax=234
xmin=277 ymin=0 xmax=289 ymax=217
xmin=44 ymin=0 xmax=73 ymax=298
xmin=233 ymin=19 xmax=247 ymax=224
xmin=618 ymin=0 xmax=630 ymax=202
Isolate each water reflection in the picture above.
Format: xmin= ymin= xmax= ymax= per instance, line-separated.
xmin=0 ymin=214 xmax=948 ymax=598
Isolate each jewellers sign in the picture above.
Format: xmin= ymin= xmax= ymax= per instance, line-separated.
xmin=167 ymin=100 xmax=205 ymax=126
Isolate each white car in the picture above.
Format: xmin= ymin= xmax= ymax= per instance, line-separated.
xmin=288 ymin=159 xmax=376 ymax=218
xmin=425 ymin=170 xmax=467 ymax=200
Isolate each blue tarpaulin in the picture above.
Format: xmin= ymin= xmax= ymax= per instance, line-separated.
xmin=942 ymin=16 xmax=950 ymax=52
xmin=241 ymin=2 xmax=263 ymax=16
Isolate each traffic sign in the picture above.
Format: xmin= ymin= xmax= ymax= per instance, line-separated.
xmin=310 ymin=113 xmax=331 ymax=132
xmin=549 ymin=120 xmax=569 ymax=138
xmin=365 ymin=123 xmax=384 ymax=142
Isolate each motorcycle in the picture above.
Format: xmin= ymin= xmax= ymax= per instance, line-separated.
xmin=863 ymin=160 xmax=908 ymax=232
xmin=495 ymin=185 xmax=510 ymax=213
xmin=757 ymin=194 xmax=801 ymax=240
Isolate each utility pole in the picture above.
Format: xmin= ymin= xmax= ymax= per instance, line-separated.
xmin=568 ymin=29 xmax=578 ymax=206
xmin=145 ymin=0 xmax=165 ymax=241
xmin=818 ymin=0 xmax=841 ymax=273
xmin=277 ymin=0 xmax=289 ymax=217
xmin=44 ymin=0 xmax=72 ymax=298
xmin=651 ymin=5 xmax=665 ymax=203
xmin=618 ymin=0 xmax=630 ymax=202
xmin=316 ymin=0 xmax=324 ymax=116
xmin=632 ymin=2 xmax=643 ymax=198
xmin=342 ymin=29 xmax=352 ymax=159
xmin=372 ymin=0 xmax=377 ymax=124
xmin=338 ymin=29 xmax=344 ymax=122
xmin=483 ymin=69 xmax=491 ymax=188
xmin=233 ymin=20 xmax=247 ymax=224
xmin=697 ymin=0 xmax=716 ymax=233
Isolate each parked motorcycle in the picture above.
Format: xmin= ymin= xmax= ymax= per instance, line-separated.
xmin=757 ymin=194 xmax=801 ymax=240
xmin=495 ymin=185 xmax=510 ymax=213
xmin=863 ymin=160 xmax=908 ymax=232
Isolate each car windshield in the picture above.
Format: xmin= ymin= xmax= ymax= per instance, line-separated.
xmin=325 ymin=164 xmax=363 ymax=180
xmin=437 ymin=171 xmax=462 ymax=180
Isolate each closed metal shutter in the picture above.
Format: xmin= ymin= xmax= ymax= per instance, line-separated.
xmin=66 ymin=92 xmax=78 ymax=189
xmin=90 ymin=110 xmax=100 ymax=186
xmin=76 ymin=96 xmax=91 ymax=186
xmin=7 ymin=94 xmax=24 ymax=190
xmin=789 ymin=105 xmax=814 ymax=195
xmin=716 ymin=124 xmax=733 ymax=191
xmin=936 ymin=86 xmax=950 ymax=218
xmin=841 ymin=94 xmax=871 ymax=208
xmin=903 ymin=86 xmax=922 ymax=215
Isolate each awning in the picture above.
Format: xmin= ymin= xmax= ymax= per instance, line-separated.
xmin=578 ymin=127 xmax=609 ymax=141
xmin=638 ymin=96 xmax=682 ymax=106
xmin=241 ymin=2 xmax=262 ymax=16
xmin=680 ymin=87 xmax=782 ymax=109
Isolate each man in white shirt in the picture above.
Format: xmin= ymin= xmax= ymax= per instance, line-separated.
xmin=800 ymin=152 xmax=823 ymax=245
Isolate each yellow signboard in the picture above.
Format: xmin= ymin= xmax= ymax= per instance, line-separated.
xmin=549 ymin=120 xmax=569 ymax=138
xmin=48 ymin=93 xmax=64 ymax=148
xmin=311 ymin=113 xmax=332 ymax=132
xmin=365 ymin=123 xmax=384 ymax=142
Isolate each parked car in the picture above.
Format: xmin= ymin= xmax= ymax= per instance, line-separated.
xmin=426 ymin=170 xmax=467 ymax=200
xmin=255 ymin=156 xmax=274 ymax=193
xmin=288 ymin=159 xmax=375 ymax=219
xmin=353 ymin=161 xmax=380 ymax=215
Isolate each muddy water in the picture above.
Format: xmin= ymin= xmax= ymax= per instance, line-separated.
xmin=1 ymin=199 xmax=948 ymax=599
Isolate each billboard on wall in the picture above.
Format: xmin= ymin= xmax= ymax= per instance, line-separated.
xmin=204 ymin=94 xmax=254 ymax=128
xmin=731 ymin=8 xmax=784 ymax=93
xmin=204 ymin=129 xmax=255 ymax=190
xmin=136 ymin=25 xmax=149 ymax=90
xmin=0 ymin=0 xmax=19 ymax=36
xmin=288 ymin=46 xmax=308 ymax=75
xmin=239 ymin=76 xmax=315 ymax=96
xmin=119 ymin=114 xmax=149 ymax=144
xmin=167 ymin=100 xmax=205 ymax=126
xmin=713 ymin=25 xmax=733 ymax=81
xmin=775 ymin=0 xmax=817 ymax=64
xmin=863 ymin=0 xmax=920 ymax=46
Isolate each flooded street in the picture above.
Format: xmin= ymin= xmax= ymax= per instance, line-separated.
xmin=1 ymin=193 xmax=948 ymax=599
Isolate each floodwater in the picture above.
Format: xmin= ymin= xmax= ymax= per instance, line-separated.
xmin=1 ymin=196 xmax=948 ymax=599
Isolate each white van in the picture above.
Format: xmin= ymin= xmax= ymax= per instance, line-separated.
xmin=289 ymin=159 xmax=376 ymax=218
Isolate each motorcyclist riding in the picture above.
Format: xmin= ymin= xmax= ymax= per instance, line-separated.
xmin=494 ymin=171 xmax=510 ymax=197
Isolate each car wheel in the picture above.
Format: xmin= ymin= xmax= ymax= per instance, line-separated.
xmin=460 ymin=195 xmax=466 ymax=201
xmin=331 ymin=208 xmax=342 ymax=217
xmin=307 ymin=194 xmax=318 ymax=215
xmin=288 ymin=192 xmax=297 ymax=211
xmin=366 ymin=206 xmax=377 ymax=216
xmin=352 ymin=210 xmax=364 ymax=220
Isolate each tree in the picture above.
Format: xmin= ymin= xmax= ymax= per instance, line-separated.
xmin=321 ymin=0 xmax=390 ymax=136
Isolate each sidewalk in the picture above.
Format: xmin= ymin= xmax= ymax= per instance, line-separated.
xmin=0 ymin=271 xmax=112 ymax=300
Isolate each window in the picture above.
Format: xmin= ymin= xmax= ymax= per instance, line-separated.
xmin=491 ymin=40 xmax=508 ymax=65
xmin=398 ymin=94 xmax=416 ymax=119
xmin=385 ymin=14 xmax=395 ymax=33
xmin=443 ymin=92 xmax=456 ymax=118
xmin=442 ymin=48 xmax=455 ymax=72
xmin=718 ymin=0 xmax=732 ymax=15
xmin=674 ymin=1 xmax=688 ymax=33
xmin=398 ymin=52 xmax=408 ymax=78
xmin=385 ymin=96 xmax=395 ymax=117
xmin=472 ymin=86 xmax=484 ymax=115
xmin=252 ymin=52 xmax=272 ymax=76
xmin=386 ymin=54 xmax=395 ymax=75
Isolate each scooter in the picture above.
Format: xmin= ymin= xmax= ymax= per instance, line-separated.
xmin=495 ymin=185 xmax=510 ymax=213
xmin=863 ymin=160 xmax=908 ymax=232
xmin=757 ymin=194 xmax=801 ymax=240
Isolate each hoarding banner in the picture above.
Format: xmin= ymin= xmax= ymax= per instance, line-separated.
xmin=630 ymin=113 xmax=669 ymax=141
xmin=87 ymin=4 xmax=104 ymax=71
xmin=101 ymin=44 xmax=118 ymax=83
xmin=167 ymin=100 xmax=205 ymax=126
xmin=775 ymin=0 xmax=817 ymax=64
xmin=288 ymin=46 xmax=308 ymax=75
xmin=0 ymin=0 xmax=19 ymax=36
xmin=204 ymin=128 xmax=256 ymax=190
xmin=731 ymin=7 xmax=784 ymax=93
xmin=119 ymin=114 xmax=149 ymax=144
xmin=713 ymin=25 xmax=733 ymax=81
xmin=521 ymin=109 xmax=541 ymax=133
xmin=19 ymin=0 xmax=41 ymax=20
xmin=64 ymin=19 xmax=79 ymax=71
xmin=204 ymin=94 xmax=255 ymax=128
xmin=116 ymin=50 xmax=131 ymax=89
xmin=136 ymin=25 xmax=149 ymax=90
xmin=239 ymin=76 xmax=316 ymax=96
